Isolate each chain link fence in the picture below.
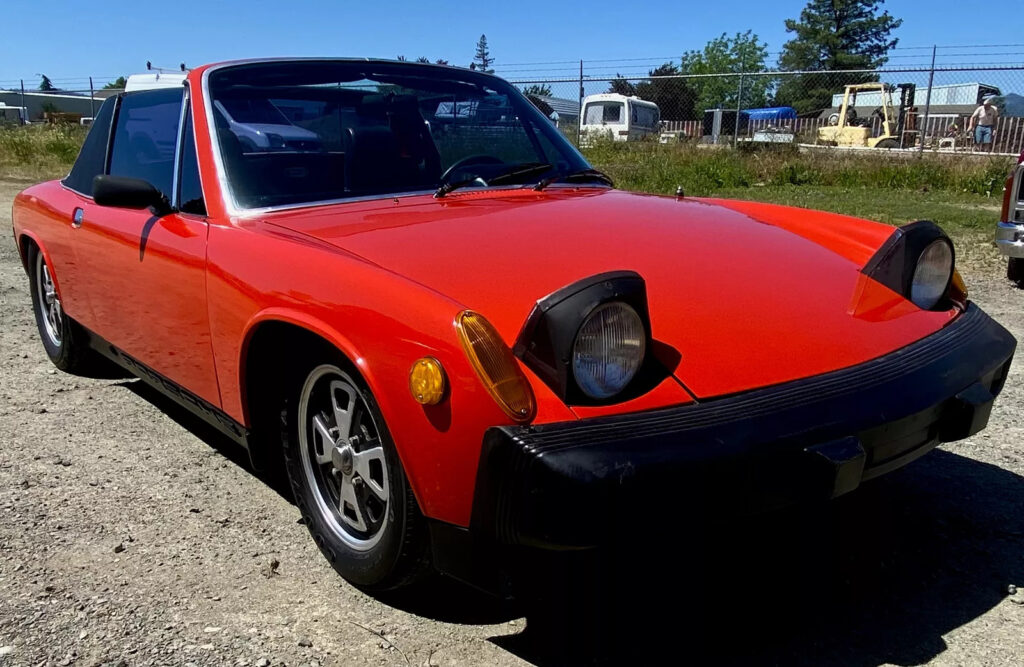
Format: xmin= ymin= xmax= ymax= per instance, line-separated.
xmin=0 ymin=77 xmax=124 ymax=126
xmin=4 ymin=62 xmax=1023 ymax=154
xmin=510 ymin=65 xmax=1024 ymax=155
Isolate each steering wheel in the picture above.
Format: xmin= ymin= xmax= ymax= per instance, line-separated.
xmin=440 ymin=154 xmax=504 ymax=183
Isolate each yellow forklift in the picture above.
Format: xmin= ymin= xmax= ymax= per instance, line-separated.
xmin=817 ymin=82 xmax=916 ymax=149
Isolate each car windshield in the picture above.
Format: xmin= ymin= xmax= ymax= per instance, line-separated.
xmin=207 ymin=60 xmax=593 ymax=210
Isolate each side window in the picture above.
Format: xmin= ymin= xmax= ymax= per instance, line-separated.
xmin=178 ymin=106 xmax=206 ymax=215
xmin=62 ymin=96 xmax=116 ymax=196
xmin=109 ymin=88 xmax=184 ymax=197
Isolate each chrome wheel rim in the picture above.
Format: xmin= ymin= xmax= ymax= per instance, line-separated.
xmin=36 ymin=254 xmax=63 ymax=347
xmin=298 ymin=365 xmax=390 ymax=551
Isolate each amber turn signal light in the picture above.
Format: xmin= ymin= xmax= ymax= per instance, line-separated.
xmin=455 ymin=311 xmax=536 ymax=422
xmin=409 ymin=357 xmax=446 ymax=405
xmin=949 ymin=269 xmax=968 ymax=306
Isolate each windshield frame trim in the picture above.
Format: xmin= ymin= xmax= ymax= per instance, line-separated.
xmin=202 ymin=63 xmax=241 ymax=217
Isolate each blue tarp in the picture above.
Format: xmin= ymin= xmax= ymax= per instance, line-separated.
xmin=742 ymin=106 xmax=798 ymax=121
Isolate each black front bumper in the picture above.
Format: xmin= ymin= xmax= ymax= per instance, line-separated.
xmin=469 ymin=303 xmax=1015 ymax=551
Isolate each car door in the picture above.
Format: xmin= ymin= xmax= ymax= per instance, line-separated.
xmin=28 ymin=96 xmax=120 ymax=326
xmin=74 ymin=87 xmax=221 ymax=406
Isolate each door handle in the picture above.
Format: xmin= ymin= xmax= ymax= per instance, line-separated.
xmin=71 ymin=208 xmax=84 ymax=229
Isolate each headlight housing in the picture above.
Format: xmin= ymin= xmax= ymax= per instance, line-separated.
xmin=572 ymin=302 xmax=647 ymax=399
xmin=862 ymin=220 xmax=957 ymax=311
xmin=514 ymin=271 xmax=663 ymax=405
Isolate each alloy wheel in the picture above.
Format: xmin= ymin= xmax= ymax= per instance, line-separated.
xmin=36 ymin=253 xmax=63 ymax=347
xmin=298 ymin=365 xmax=390 ymax=551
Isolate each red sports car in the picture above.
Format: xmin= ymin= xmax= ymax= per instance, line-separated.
xmin=12 ymin=59 xmax=1016 ymax=594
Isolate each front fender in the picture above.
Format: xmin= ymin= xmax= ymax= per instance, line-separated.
xmin=209 ymin=221 xmax=574 ymax=526
xmin=700 ymin=198 xmax=896 ymax=267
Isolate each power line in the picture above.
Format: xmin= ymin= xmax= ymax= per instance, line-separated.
xmin=5 ymin=46 xmax=1024 ymax=87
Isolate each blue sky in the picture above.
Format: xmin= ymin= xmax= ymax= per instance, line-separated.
xmin=1 ymin=0 xmax=1021 ymax=89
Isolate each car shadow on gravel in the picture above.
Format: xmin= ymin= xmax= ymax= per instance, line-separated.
xmin=375 ymin=576 xmax=523 ymax=625
xmin=119 ymin=379 xmax=291 ymax=500
xmin=495 ymin=448 xmax=1024 ymax=666
xmin=112 ymin=378 xmax=1024 ymax=663
xmin=118 ymin=378 xmax=523 ymax=625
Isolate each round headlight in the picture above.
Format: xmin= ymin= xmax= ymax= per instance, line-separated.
xmin=572 ymin=302 xmax=646 ymax=399
xmin=910 ymin=240 xmax=953 ymax=309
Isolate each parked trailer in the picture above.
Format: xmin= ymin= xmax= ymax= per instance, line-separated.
xmin=0 ymin=103 xmax=29 ymax=125
xmin=580 ymin=94 xmax=660 ymax=143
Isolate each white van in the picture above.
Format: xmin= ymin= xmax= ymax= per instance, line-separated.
xmin=124 ymin=72 xmax=187 ymax=92
xmin=580 ymin=93 xmax=660 ymax=143
xmin=0 ymin=103 xmax=29 ymax=125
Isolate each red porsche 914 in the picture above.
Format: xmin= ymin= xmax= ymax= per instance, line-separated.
xmin=12 ymin=59 xmax=1016 ymax=593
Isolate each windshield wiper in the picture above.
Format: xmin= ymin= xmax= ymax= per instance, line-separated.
xmin=434 ymin=162 xmax=553 ymax=198
xmin=434 ymin=177 xmax=482 ymax=199
xmin=533 ymin=168 xmax=614 ymax=191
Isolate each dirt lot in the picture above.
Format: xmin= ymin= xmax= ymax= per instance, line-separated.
xmin=1 ymin=176 xmax=1022 ymax=666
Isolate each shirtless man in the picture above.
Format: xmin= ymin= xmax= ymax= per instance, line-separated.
xmin=968 ymin=96 xmax=1000 ymax=153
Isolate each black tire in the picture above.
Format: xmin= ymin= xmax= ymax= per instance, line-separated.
xmin=875 ymin=138 xmax=899 ymax=149
xmin=281 ymin=359 xmax=430 ymax=591
xmin=26 ymin=243 xmax=105 ymax=375
xmin=1009 ymin=258 xmax=1024 ymax=286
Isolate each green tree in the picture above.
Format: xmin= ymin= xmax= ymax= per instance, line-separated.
xmin=525 ymin=95 xmax=554 ymax=118
xmin=103 ymin=76 xmax=127 ymax=90
xmin=681 ymin=31 xmax=770 ymax=112
xmin=775 ymin=0 xmax=902 ymax=113
xmin=521 ymin=84 xmax=552 ymax=97
xmin=37 ymin=74 xmax=56 ymax=91
xmin=400 ymin=56 xmax=448 ymax=65
xmin=607 ymin=75 xmax=637 ymax=97
xmin=472 ymin=34 xmax=494 ymax=73
xmin=634 ymin=63 xmax=697 ymax=121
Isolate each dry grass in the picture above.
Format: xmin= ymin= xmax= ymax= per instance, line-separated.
xmin=0 ymin=124 xmax=87 ymax=181
xmin=582 ymin=140 xmax=1014 ymax=199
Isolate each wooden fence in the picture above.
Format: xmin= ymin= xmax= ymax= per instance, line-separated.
xmin=661 ymin=114 xmax=1024 ymax=154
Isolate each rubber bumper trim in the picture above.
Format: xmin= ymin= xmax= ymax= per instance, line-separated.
xmin=470 ymin=303 xmax=1015 ymax=550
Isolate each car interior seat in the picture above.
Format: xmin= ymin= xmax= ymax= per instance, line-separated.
xmin=350 ymin=94 xmax=441 ymax=192
xmin=345 ymin=96 xmax=405 ymax=195
xmin=381 ymin=95 xmax=442 ymax=186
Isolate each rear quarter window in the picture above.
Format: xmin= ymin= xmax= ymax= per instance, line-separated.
xmin=108 ymin=88 xmax=184 ymax=197
xmin=62 ymin=96 xmax=116 ymax=196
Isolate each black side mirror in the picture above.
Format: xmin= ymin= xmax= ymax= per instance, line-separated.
xmin=93 ymin=175 xmax=172 ymax=215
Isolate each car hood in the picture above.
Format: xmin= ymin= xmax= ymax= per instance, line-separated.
xmin=262 ymin=188 xmax=955 ymax=398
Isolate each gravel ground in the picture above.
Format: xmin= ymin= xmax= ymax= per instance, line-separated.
xmin=1 ymin=177 xmax=1022 ymax=666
